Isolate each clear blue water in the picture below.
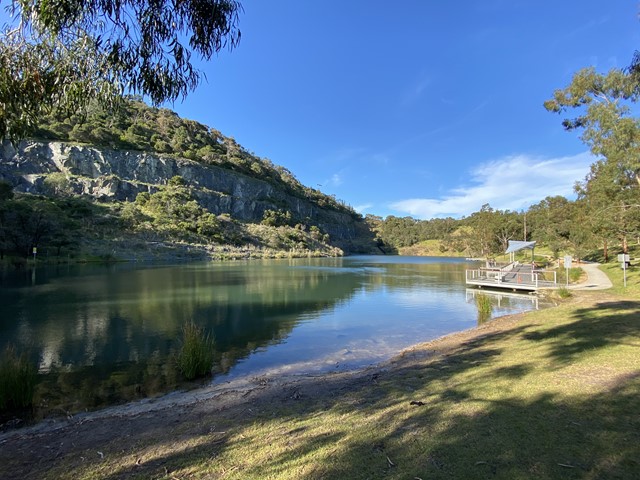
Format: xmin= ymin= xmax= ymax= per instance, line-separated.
xmin=0 ymin=256 xmax=549 ymax=414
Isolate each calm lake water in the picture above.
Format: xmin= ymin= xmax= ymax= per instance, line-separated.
xmin=0 ymin=256 xmax=550 ymax=416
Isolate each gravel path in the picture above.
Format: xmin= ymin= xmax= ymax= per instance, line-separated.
xmin=570 ymin=262 xmax=613 ymax=290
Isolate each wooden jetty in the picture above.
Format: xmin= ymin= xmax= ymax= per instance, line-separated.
xmin=465 ymin=261 xmax=557 ymax=292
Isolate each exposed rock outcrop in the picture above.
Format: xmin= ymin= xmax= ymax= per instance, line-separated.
xmin=0 ymin=141 xmax=373 ymax=251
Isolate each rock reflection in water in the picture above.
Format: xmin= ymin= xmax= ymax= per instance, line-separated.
xmin=0 ymin=257 xmax=550 ymax=417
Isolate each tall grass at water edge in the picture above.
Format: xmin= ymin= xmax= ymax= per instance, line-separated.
xmin=0 ymin=345 xmax=37 ymax=412
xmin=475 ymin=293 xmax=492 ymax=324
xmin=176 ymin=322 xmax=215 ymax=381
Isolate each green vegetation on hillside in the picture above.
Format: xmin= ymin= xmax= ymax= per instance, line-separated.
xmin=0 ymin=175 xmax=344 ymax=262
xmin=0 ymin=185 xmax=94 ymax=260
xmin=123 ymin=176 xmax=223 ymax=242
xmin=0 ymin=96 xmax=377 ymax=261
xmin=368 ymin=193 xmax=638 ymax=263
xmin=32 ymin=97 xmax=358 ymax=218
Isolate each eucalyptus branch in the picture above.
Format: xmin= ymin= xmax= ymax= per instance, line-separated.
xmin=0 ymin=0 xmax=243 ymax=140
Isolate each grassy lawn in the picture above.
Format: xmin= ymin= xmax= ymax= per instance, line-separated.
xmin=601 ymin=262 xmax=640 ymax=296
xmin=191 ymin=298 xmax=639 ymax=480
xmin=2 ymin=266 xmax=639 ymax=480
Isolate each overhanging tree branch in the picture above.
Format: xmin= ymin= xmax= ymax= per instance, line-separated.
xmin=0 ymin=0 xmax=243 ymax=140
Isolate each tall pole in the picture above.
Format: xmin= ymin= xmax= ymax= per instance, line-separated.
xmin=523 ymin=212 xmax=527 ymax=241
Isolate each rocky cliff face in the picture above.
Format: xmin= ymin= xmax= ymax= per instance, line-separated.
xmin=0 ymin=141 xmax=371 ymax=251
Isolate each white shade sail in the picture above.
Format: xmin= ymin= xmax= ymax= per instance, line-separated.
xmin=505 ymin=240 xmax=536 ymax=254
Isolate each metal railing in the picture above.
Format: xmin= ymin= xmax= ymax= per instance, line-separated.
xmin=466 ymin=265 xmax=557 ymax=288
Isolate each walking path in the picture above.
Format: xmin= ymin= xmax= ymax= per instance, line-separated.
xmin=569 ymin=262 xmax=613 ymax=290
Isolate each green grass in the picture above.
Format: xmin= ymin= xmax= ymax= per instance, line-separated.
xmin=0 ymin=345 xmax=37 ymax=412
xmin=190 ymin=296 xmax=639 ymax=479
xmin=24 ymin=291 xmax=640 ymax=480
xmin=175 ymin=322 xmax=215 ymax=380
xmin=398 ymin=239 xmax=465 ymax=257
xmin=556 ymin=286 xmax=572 ymax=298
xmin=601 ymin=261 xmax=640 ymax=296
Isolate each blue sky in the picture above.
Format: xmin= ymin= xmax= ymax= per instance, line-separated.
xmin=12 ymin=1 xmax=640 ymax=219
xmin=177 ymin=0 xmax=640 ymax=220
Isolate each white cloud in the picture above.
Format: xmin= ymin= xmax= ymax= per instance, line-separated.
xmin=390 ymin=152 xmax=595 ymax=219
xmin=400 ymin=72 xmax=431 ymax=106
xmin=328 ymin=173 xmax=343 ymax=187
xmin=354 ymin=203 xmax=373 ymax=214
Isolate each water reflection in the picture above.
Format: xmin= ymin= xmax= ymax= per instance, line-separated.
xmin=0 ymin=257 xmax=550 ymax=416
xmin=465 ymin=288 xmax=547 ymax=325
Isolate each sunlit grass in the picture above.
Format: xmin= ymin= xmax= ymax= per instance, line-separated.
xmin=188 ymin=297 xmax=638 ymax=479
xmin=601 ymin=262 xmax=640 ymax=296
xmin=17 ymin=292 xmax=640 ymax=480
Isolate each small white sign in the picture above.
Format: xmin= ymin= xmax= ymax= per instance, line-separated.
xmin=564 ymin=255 xmax=572 ymax=269
xmin=617 ymin=254 xmax=630 ymax=262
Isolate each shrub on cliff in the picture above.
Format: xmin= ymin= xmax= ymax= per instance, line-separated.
xmin=130 ymin=176 xmax=223 ymax=242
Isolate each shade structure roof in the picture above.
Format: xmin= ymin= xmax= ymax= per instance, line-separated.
xmin=505 ymin=240 xmax=537 ymax=254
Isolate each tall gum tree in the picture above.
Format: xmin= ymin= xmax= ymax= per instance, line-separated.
xmin=545 ymin=66 xmax=640 ymax=255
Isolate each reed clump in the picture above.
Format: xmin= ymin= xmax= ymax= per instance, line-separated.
xmin=0 ymin=345 xmax=37 ymax=412
xmin=475 ymin=293 xmax=492 ymax=317
xmin=556 ymin=286 xmax=573 ymax=298
xmin=176 ymin=322 xmax=215 ymax=380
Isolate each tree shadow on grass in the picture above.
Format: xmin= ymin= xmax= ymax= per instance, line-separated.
xmin=320 ymin=373 xmax=640 ymax=479
xmin=523 ymin=301 xmax=640 ymax=365
xmin=1 ymin=312 xmax=639 ymax=480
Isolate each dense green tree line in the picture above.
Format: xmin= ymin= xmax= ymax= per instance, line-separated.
xmin=365 ymin=215 xmax=457 ymax=249
xmin=367 ymin=191 xmax=635 ymax=261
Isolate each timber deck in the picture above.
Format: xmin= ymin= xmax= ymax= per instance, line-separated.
xmin=465 ymin=262 xmax=557 ymax=292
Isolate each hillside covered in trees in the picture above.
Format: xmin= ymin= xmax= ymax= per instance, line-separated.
xmin=366 ymin=198 xmax=597 ymax=261
xmin=2 ymin=57 xmax=640 ymax=265
xmin=0 ymin=98 xmax=381 ymax=262
xmin=32 ymin=97 xmax=358 ymax=215
xmin=369 ymin=199 xmax=634 ymax=262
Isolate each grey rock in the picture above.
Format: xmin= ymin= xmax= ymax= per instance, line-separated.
xmin=0 ymin=141 xmax=369 ymax=251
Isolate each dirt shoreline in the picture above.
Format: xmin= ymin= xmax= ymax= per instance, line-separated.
xmin=0 ymin=298 xmax=559 ymax=480
xmin=0 ymin=262 xmax=613 ymax=479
